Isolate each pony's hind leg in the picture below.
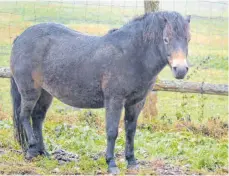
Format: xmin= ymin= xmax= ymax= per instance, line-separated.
xmin=31 ymin=89 xmax=53 ymax=156
xmin=19 ymin=88 xmax=41 ymax=159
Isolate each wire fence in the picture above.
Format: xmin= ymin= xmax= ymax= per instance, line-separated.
xmin=0 ymin=0 xmax=228 ymax=130
xmin=0 ymin=1 xmax=227 ymax=70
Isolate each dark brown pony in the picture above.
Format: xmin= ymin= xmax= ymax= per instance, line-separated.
xmin=10 ymin=11 xmax=191 ymax=174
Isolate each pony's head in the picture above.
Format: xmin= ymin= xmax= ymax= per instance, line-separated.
xmin=161 ymin=12 xmax=191 ymax=79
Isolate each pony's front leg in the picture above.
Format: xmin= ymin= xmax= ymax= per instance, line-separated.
xmin=105 ymin=97 xmax=124 ymax=174
xmin=124 ymin=99 xmax=145 ymax=170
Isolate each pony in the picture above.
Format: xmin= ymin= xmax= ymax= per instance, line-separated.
xmin=10 ymin=11 xmax=191 ymax=174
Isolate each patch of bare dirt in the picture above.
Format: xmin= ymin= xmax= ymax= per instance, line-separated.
xmin=88 ymin=150 xmax=200 ymax=175
xmin=138 ymin=159 xmax=201 ymax=175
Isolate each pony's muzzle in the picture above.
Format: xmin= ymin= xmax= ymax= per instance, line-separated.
xmin=169 ymin=50 xmax=189 ymax=79
xmin=172 ymin=65 xmax=189 ymax=79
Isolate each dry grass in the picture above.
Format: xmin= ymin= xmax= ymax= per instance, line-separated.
xmin=69 ymin=23 xmax=111 ymax=35
xmin=0 ymin=23 xmax=33 ymax=45
xmin=0 ymin=105 xmax=8 ymax=121
xmin=174 ymin=117 xmax=228 ymax=139
xmin=0 ymin=23 xmax=111 ymax=47
xmin=191 ymin=32 xmax=228 ymax=48
xmin=0 ymin=13 xmax=21 ymax=24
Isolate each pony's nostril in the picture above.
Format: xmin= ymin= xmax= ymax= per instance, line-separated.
xmin=186 ymin=67 xmax=189 ymax=71
xmin=173 ymin=67 xmax=177 ymax=71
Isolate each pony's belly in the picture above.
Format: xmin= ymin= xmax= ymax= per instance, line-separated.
xmin=42 ymin=83 xmax=105 ymax=108
xmin=57 ymin=95 xmax=105 ymax=109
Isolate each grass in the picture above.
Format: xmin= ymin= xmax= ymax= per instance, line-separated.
xmin=0 ymin=1 xmax=228 ymax=175
xmin=0 ymin=114 xmax=228 ymax=175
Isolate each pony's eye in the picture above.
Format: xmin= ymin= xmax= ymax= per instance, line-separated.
xmin=163 ymin=37 xmax=169 ymax=44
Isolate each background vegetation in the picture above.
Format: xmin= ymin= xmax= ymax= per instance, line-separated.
xmin=0 ymin=1 xmax=228 ymax=175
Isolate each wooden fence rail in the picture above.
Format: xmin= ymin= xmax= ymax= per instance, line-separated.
xmin=0 ymin=67 xmax=11 ymax=78
xmin=0 ymin=67 xmax=228 ymax=96
xmin=153 ymin=80 xmax=228 ymax=96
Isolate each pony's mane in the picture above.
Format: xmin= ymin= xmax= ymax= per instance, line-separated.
xmin=107 ymin=11 xmax=187 ymax=36
xmin=131 ymin=11 xmax=183 ymax=26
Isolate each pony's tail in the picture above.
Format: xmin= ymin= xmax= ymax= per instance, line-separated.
xmin=11 ymin=77 xmax=28 ymax=151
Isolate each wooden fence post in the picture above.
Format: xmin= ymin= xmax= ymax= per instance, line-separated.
xmin=144 ymin=0 xmax=159 ymax=13
xmin=142 ymin=0 xmax=160 ymax=121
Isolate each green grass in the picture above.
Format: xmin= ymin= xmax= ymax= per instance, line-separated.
xmin=0 ymin=1 xmax=228 ymax=175
xmin=0 ymin=115 xmax=228 ymax=175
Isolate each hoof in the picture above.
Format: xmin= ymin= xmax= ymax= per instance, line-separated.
xmin=25 ymin=146 xmax=43 ymax=160
xmin=25 ymin=150 xmax=40 ymax=160
xmin=40 ymin=150 xmax=50 ymax=158
xmin=127 ymin=164 xmax=139 ymax=174
xmin=108 ymin=167 xmax=120 ymax=175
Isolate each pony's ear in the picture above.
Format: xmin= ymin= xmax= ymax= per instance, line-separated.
xmin=186 ymin=15 xmax=191 ymax=23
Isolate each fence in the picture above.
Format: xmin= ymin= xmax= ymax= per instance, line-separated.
xmin=0 ymin=67 xmax=227 ymax=95
xmin=0 ymin=0 xmax=228 ymax=124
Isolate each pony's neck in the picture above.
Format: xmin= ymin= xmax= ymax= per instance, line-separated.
xmin=107 ymin=14 xmax=167 ymax=78
xmin=125 ymin=15 xmax=167 ymax=76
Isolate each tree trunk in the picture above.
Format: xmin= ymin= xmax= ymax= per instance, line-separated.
xmin=142 ymin=91 xmax=158 ymax=122
xmin=143 ymin=0 xmax=160 ymax=118
xmin=144 ymin=0 xmax=159 ymax=13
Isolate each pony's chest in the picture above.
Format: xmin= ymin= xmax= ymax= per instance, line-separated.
xmin=125 ymin=79 xmax=156 ymax=105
